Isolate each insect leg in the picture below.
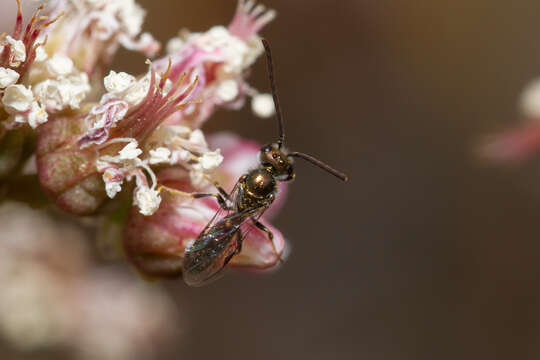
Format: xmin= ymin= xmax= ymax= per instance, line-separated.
xmin=214 ymin=183 xmax=231 ymax=202
xmin=234 ymin=229 xmax=243 ymax=255
xmin=158 ymin=186 xmax=231 ymax=210
xmin=251 ymin=218 xmax=283 ymax=264
xmin=199 ymin=173 xmax=233 ymax=202
xmin=193 ymin=193 xmax=230 ymax=210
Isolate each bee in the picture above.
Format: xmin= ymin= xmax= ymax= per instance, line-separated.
xmin=167 ymin=39 xmax=348 ymax=286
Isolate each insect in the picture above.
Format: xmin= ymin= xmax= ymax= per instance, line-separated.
xmin=170 ymin=39 xmax=348 ymax=286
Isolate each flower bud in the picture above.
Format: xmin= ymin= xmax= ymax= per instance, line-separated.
xmin=124 ymin=182 xmax=286 ymax=278
xmin=36 ymin=112 xmax=107 ymax=214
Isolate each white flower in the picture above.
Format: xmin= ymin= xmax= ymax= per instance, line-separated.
xmin=102 ymin=168 xmax=124 ymax=198
xmin=114 ymin=0 xmax=146 ymax=36
xmin=5 ymin=36 xmax=26 ymax=67
xmin=197 ymin=26 xmax=244 ymax=55
xmin=189 ymin=164 xmax=210 ymax=189
xmin=521 ymin=78 xmax=540 ymax=119
xmin=189 ymin=129 xmax=207 ymax=147
xmin=64 ymin=73 xmax=91 ymax=109
xmin=104 ymin=71 xmax=136 ymax=95
xmin=79 ymin=99 xmax=129 ymax=147
xmin=0 ymin=68 xmax=20 ymax=88
xmin=134 ymin=186 xmax=161 ymax=216
xmin=119 ymin=32 xmax=160 ymax=57
xmin=216 ymin=79 xmax=239 ymax=102
xmin=251 ymin=93 xmax=275 ymax=118
xmin=148 ymin=147 xmax=171 ymax=164
xmin=46 ymin=54 xmax=74 ymax=77
xmin=33 ymin=73 xmax=90 ymax=111
xmin=26 ymin=102 xmax=48 ymax=129
xmin=105 ymin=181 xmax=122 ymax=198
xmin=2 ymin=85 xmax=34 ymax=113
xmin=199 ymin=150 xmax=223 ymax=171
xmin=34 ymin=46 xmax=48 ymax=62
xmin=167 ymin=125 xmax=191 ymax=137
xmin=195 ymin=26 xmax=250 ymax=75
xmin=12 ymin=101 xmax=48 ymax=129
xmin=123 ymin=73 xmax=151 ymax=105
xmin=171 ymin=149 xmax=192 ymax=163
xmin=166 ymin=37 xmax=184 ymax=54
xmin=118 ymin=141 xmax=142 ymax=160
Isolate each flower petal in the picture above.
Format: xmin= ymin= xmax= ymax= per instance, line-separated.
xmin=229 ymin=220 xmax=286 ymax=269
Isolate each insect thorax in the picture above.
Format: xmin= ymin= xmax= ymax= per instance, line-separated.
xmin=237 ymin=168 xmax=277 ymax=211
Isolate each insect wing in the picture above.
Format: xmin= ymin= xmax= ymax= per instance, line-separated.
xmin=183 ymin=208 xmax=257 ymax=286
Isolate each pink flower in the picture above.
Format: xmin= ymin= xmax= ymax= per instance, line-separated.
xmin=0 ymin=1 xmax=61 ymax=80
xmin=0 ymin=202 xmax=180 ymax=358
xmin=36 ymin=62 xmax=198 ymax=215
xmin=479 ymin=124 xmax=540 ymax=164
xmin=154 ymin=0 xmax=276 ymax=128
xmin=480 ymin=79 xmax=540 ymax=164
xmin=123 ymin=132 xmax=288 ymax=278
xmin=42 ymin=0 xmax=160 ymax=76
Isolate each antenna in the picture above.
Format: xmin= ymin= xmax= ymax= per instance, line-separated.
xmin=288 ymin=152 xmax=349 ymax=182
xmin=262 ymin=39 xmax=285 ymax=147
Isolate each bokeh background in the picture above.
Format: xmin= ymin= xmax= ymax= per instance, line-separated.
xmin=6 ymin=0 xmax=540 ymax=359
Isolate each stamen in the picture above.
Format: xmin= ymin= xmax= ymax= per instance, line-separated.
xmin=158 ymin=185 xmax=194 ymax=198
xmin=256 ymin=10 xmax=276 ymax=27
xmin=176 ymin=98 xmax=202 ymax=110
xmin=145 ymin=59 xmax=162 ymax=91
xmin=139 ymin=162 xmax=158 ymax=189
xmin=42 ymin=11 xmax=64 ymax=28
xmin=175 ymin=72 xmax=187 ymax=88
xmin=27 ymin=4 xmax=46 ymax=34
xmin=98 ymin=137 xmax=139 ymax=149
xmin=159 ymin=57 xmax=173 ymax=89
xmin=184 ymin=76 xmax=199 ymax=95
xmin=252 ymin=4 xmax=266 ymax=18
xmin=37 ymin=34 xmax=48 ymax=48
xmin=244 ymin=0 xmax=256 ymax=13
xmin=174 ymin=77 xmax=199 ymax=109
xmin=13 ymin=0 xmax=23 ymax=39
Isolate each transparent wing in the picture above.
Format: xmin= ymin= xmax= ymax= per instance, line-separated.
xmin=236 ymin=208 xmax=267 ymax=249
xmin=183 ymin=206 xmax=265 ymax=287
xmin=198 ymin=180 xmax=241 ymax=235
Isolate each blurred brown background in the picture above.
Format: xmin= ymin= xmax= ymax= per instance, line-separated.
xmin=123 ymin=0 xmax=540 ymax=359
xmin=8 ymin=0 xmax=540 ymax=359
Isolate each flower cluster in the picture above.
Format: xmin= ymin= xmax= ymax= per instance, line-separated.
xmin=0 ymin=202 xmax=180 ymax=359
xmin=0 ymin=0 xmax=286 ymax=283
